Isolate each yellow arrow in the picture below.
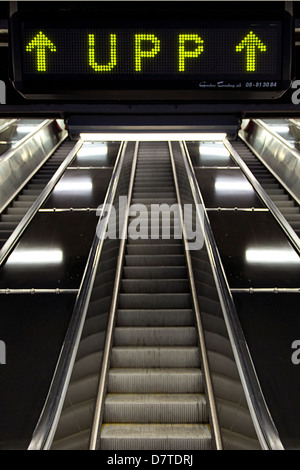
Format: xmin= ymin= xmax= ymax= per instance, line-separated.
xmin=26 ymin=31 xmax=56 ymax=72
xmin=236 ymin=31 xmax=266 ymax=72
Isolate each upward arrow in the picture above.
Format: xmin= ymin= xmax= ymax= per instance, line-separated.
xmin=236 ymin=31 xmax=266 ymax=72
xmin=26 ymin=31 xmax=56 ymax=72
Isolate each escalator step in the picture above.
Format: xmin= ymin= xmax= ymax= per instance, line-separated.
xmin=100 ymin=423 xmax=212 ymax=450
xmin=113 ymin=326 xmax=197 ymax=346
xmin=126 ymin=244 xmax=183 ymax=255
xmin=116 ymin=308 xmax=194 ymax=326
xmin=118 ymin=293 xmax=192 ymax=309
xmin=123 ymin=266 xmax=188 ymax=279
xmin=0 ymin=222 xmax=19 ymax=230
xmin=121 ymin=279 xmax=190 ymax=293
xmin=107 ymin=368 xmax=203 ymax=394
xmin=111 ymin=346 xmax=200 ymax=367
xmin=124 ymin=255 xmax=186 ymax=266
xmin=104 ymin=394 xmax=207 ymax=423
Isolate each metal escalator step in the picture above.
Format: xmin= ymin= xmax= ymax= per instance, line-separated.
xmin=274 ymin=200 xmax=295 ymax=207
xmin=131 ymin=198 xmax=177 ymax=205
xmin=1 ymin=214 xmax=24 ymax=222
xmin=261 ymin=183 xmax=281 ymax=189
xmin=10 ymin=200 xmax=34 ymax=208
xmin=265 ymin=194 xmax=291 ymax=201
xmin=132 ymin=193 xmax=177 ymax=200
xmin=113 ymin=326 xmax=197 ymax=346
xmin=126 ymin=244 xmax=183 ymax=255
xmin=116 ymin=309 xmax=194 ymax=326
xmin=111 ymin=346 xmax=200 ymax=367
xmin=6 ymin=207 xmax=29 ymax=215
xmin=285 ymin=214 xmax=300 ymax=222
xmin=135 ymin=172 xmax=172 ymax=178
xmin=127 ymin=218 xmax=181 ymax=229
xmin=107 ymin=368 xmax=203 ymax=393
xmin=127 ymin=237 xmax=182 ymax=245
xmin=0 ymin=230 xmax=13 ymax=240
xmin=124 ymin=254 xmax=186 ymax=266
xmin=104 ymin=394 xmax=208 ymax=423
xmin=17 ymin=195 xmax=37 ymax=202
xmin=264 ymin=189 xmax=286 ymax=195
xmin=118 ymin=293 xmax=192 ymax=309
xmin=279 ymin=207 xmax=300 ymax=214
xmin=133 ymin=180 xmax=174 ymax=187
xmin=100 ymin=423 xmax=212 ymax=450
xmin=123 ymin=266 xmax=188 ymax=279
xmin=0 ymin=222 xmax=19 ymax=230
xmin=21 ymin=189 xmax=43 ymax=196
xmin=121 ymin=279 xmax=190 ymax=293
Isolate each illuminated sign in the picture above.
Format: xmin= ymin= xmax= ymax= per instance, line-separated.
xmin=22 ymin=25 xmax=281 ymax=78
xmin=10 ymin=7 xmax=292 ymax=100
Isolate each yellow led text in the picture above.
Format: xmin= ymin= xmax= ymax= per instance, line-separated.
xmin=178 ymin=34 xmax=204 ymax=72
xmin=135 ymin=34 xmax=160 ymax=72
xmin=88 ymin=33 xmax=117 ymax=72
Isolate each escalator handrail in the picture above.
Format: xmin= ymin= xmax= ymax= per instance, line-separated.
xmin=180 ymin=140 xmax=284 ymax=451
xmin=27 ymin=140 xmax=127 ymax=450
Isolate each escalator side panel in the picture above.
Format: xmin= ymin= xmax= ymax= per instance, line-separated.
xmin=233 ymin=292 xmax=300 ymax=450
xmin=0 ymin=293 xmax=77 ymax=450
xmin=208 ymin=211 xmax=300 ymax=289
xmin=194 ymin=168 xmax=265 ymax=209
xmin=42 ymin=168 xmax=113 ymax=209
xmin=0 ymin=211 xmax=98 ymax=290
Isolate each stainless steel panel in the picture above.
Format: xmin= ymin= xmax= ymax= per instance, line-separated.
xmin=240 ymin=119 xmax=300 ymax=205
xmin=208 ymin=211 xmax=300 ymax=288
xmin=42 ymin=168 xmax=113 ymax=209
xmin=233 ymin=292 xmax=300 ymax=450
xmin=0 ymin=293 xmax=76 ymax=450
xmin=0 ymin=211 xmax=98 ymax=289
xmin=186 ymin=142 xmax=238 ymax=167
xmin=69 ymin=141 xmax=120 ymax=168
xmin=0 ymin=119 xmax=67 ymax=213
xmin=195 ymin=168 xmax=265 ymax=208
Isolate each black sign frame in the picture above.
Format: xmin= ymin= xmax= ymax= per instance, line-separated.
xmin=9 ymin=2 xmax=293 ymax=101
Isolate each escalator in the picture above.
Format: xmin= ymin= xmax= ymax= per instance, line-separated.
xmin=2 ymin=130 xmax=299 ymax=450
xmin=0 ymin=140 xmax=74 ymax=247
xmin=100 ymin=142 xmax=211 ymax=450
xmin=51 ymin=140 xmax=261 ymax=451
xmin=231 ymin=140 xmax=300 ymax=237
